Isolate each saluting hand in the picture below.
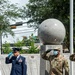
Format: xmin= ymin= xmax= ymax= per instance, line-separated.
xmin=8 ymin=52 xmax=13 ymax=58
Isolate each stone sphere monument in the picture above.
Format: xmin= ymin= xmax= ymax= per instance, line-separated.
xmin=38 ymin=18 xmax=66 ymax=45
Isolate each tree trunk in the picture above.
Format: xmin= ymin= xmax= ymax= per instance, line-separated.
xmin=0 ymin=35 xmax=2 ymax=54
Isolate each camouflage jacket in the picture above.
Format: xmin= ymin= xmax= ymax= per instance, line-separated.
xmin=41 ymin=52 xmax=69 ymax=75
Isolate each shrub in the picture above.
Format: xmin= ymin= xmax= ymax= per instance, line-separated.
xmin=2 ymin=42 xmax=12 ymax=54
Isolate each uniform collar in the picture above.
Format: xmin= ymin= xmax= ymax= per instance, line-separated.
xmin=17 ymin=55 xmax=20 ymax=59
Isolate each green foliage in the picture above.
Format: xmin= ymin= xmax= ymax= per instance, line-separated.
xmin=14 ymin=39 xmax=24 ymax=47
xmin=20 ymin=50 xmax=28 ymax=54
xmin=25 ymin=0 xmax=71 ymax=49
xmin=27 ymin=41 xmax=39 ymax=53
xmin=2 ymin=42 xmax=12 ymax=54
xmin=22 ymin=38 xmax=32 ymax=46
xmin=32 ymin=36 xmax=40 ymax=43
xmin=26 ymin=34 xmax=39 ymax=53
xmin=0 ymin=0 xmax=26 ymax=36
xmin=22 ymin=34 xmax=40 ymax=46
xmin=22 ymin=34 xmax=40 ymax=53
xmin=2 ymin=35 xmax=39 ymax=54
xmin=25 ymin=0 xmax=70 ymax=27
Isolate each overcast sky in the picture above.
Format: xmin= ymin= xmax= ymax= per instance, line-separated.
xmin=2 ymin=0 xmax=38 ymax=44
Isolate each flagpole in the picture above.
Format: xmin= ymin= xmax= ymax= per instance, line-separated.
xmin=70 ymin=0 xmax=73 ymax=75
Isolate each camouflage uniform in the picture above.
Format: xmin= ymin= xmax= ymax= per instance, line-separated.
xmin=41 ymin=51 xmax=69 ymax=75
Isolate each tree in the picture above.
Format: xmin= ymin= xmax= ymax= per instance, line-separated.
xmin=25 ymin=0 xmax=71 ymax=49
xmin=0 ymin=0 xmax=26 ymax=54
xmin=0 ymin=0 xmax=26 ymax=36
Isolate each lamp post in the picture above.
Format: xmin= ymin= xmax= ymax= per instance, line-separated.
xmin=10 ymin=21 xmax=27 ymax=26
xmin=10 ymin=22 xmax=27 ymax=29
xmin=70 ymin=0 xmax=74 ymax=75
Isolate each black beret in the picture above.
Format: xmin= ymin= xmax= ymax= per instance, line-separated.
xmin=12 ymin=48 xmax=21 ymax=53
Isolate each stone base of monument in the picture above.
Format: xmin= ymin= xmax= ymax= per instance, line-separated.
xmin=40 ymin=45 xmax=63 ymax=75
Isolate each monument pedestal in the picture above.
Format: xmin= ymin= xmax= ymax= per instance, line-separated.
xmin=40 ymin=45 xmax=63 ymax=75
xmin=38 ymin=19 xmax=68 ymax=75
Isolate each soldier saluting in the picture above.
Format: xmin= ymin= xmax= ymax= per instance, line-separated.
xmin=41 ymin=47 xmax=69 ymax=75
xmin=5 ymin=48 xmax=27 ymax=75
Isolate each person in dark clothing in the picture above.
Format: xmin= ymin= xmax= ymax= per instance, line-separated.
xmin=5 ymin=48 xmax=27 ymax=75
